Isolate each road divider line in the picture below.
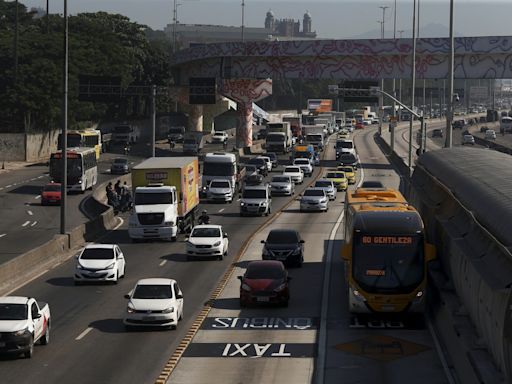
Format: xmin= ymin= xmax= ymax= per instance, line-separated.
xmin=75 ymin=327 xmax=93 ymax=341
xmin=218 ymin=208 xmax=225 ymax=213
xmin=21 ymin=221 xmax=30 ymax=227
xmin=0 ymin=234 xmax=6 ymax=238
xmin=159 ymin=260 xmax=167 ymax=267
xmin=35 ymin=195 xmax=41 ymax=199
xmin=30 ymin=221 xmax=38 ymax=227
xmin=6 ymin=185 xmax=11 ymax=188
xmin=155 ymin=133 xmax=336 ymax=384
xmin=27 ymin=210 xmax=33 ymax=216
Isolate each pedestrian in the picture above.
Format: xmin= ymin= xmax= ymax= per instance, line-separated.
xmin=114 ymin=180 xmax=122 ymax=195
xmin=106 ymin=181 xmax=113 ymax=195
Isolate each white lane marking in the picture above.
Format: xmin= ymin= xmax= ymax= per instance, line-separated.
xmin=30 ymin=221 xmax=38 ymax=227
xmin=37 ymin=175 xmax=44 ymax=179
xmin=21 ymin=221 xmax=30 ymax=227
xmin=27 ymin=210 xmax=33 ymax=216
xmin=159 ymin=260 xmax=167 ymax=267
xmin=316 ymin=164 xmax=365 ymax=384
xmin=12 ymin=183 xmax=17 ymax=186
xmin=0 ymin=187 xmax=3 ymax=191
xmin=113 ymin=217 xmax=124 ymax=230
xmin=0 ymin=234 xmax=6 ymax=238
xmin=5 ymin=185 xmax=11 ymax=188
xmin=236 ymin=198 xmax=241 ymax=202
xmin=30 ymin=178 xmax=37 ymax=181
xmin=75 ymin=327 xmax=93 ymax=341
xmin=35 ymin=195 xmax=41 ymax=199
xmin=218 ymin=208 xmax=225 ymax=213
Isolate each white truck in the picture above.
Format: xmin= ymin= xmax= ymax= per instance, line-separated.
xmin=0 ymin=296 xmax=51 ymax=358
xmin=201 ymin=152 xmax=244 ymax=195
xmin=112 ymin=124 xmax=139 ymax=144
xmin=128 ymin=157 xmax=200 ymax=242
xmin=265 ymin=122 xmax=293 ymax=153
xmin=303 ymin=125 xmax=326 ymax=151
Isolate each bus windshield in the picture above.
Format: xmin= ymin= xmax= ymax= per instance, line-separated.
xmin=203 ymin=162 xmax=235 ymax=176
xmin=49 ymin=157 xmax=83 ymax=181
xmin=352 ymin=233 xmax=424 ymax=294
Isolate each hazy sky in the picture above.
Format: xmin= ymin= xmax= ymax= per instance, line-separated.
xmin=19 ymin=0 xmax=512 ymax=39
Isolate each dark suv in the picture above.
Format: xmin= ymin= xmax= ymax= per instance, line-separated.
xmin=261 ymin=229 xmax=305 ymax=267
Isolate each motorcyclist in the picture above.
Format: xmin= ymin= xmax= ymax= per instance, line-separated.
xmin=123 ymin=141 xmax=131 ymax=155
xmin=199 ymin=209 xmax=210 ymax=225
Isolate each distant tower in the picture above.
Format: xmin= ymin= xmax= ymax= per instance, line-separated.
xmin=265 ymin=10 xmax=275 ymax=30
xmin=303 ymin=11 xmax=312 ymax=33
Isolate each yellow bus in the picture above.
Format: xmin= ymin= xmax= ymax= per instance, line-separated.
xmin=81 ymin=129 xmax=102 ymax=160
xmin=342 ymin=188 xmax=435 ymax=314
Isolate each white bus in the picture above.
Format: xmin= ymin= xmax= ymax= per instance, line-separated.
xmin=49 ymin=147 xmax=98 ymax=193
xmin=500 ymin=116 xmax=512 ymax=134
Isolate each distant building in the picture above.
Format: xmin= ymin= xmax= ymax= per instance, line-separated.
xmin=164 ymin=10 xmax=316 ymax=49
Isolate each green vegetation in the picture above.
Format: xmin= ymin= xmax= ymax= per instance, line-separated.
xmin=0 ymin=1 xmax=172 ymax=133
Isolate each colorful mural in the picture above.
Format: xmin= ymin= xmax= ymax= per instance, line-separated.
xmin=173 ymin=36 xmax=512 ymax=80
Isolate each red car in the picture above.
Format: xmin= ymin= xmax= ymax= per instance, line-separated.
xmin=41 ymin=183 xmax=62 ymax=205
xmin=238 ymin=260 xmax=290 ymax=307
xmin=355 ymin=122 xmax=365 ymax=130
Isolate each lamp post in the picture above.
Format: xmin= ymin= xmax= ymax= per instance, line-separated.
xmin=445 ymin=0 xmax=454 ymax=148
xmin=60 ymin=0 xmax=68 ymax=235
xmin=408 ymin=0 xmax=417 ymax=172
xmin=14 ymin=0 xmax=19 ymax=81
xmin=46 ymin=0 xmax=49 ymax=33
xmin=392 ymin=0 xmax=397 ymax=119
xmin=379 ymin=6 xmax=389 ymax=38
xmin=241 ymin=0 xmax=245 ymax=42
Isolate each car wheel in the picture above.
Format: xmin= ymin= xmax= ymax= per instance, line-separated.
xmin=171 ymin=236 xmax=177 ymax=242
xmin=24 ymin=337 xmax=34 ymax=358
xmin=113 ymin=272 xmax=119 ymax=285
xmin=124 ymin=324 xmax=134 ymax=332
xmin=281 ymin=300 xmax=289 ymax=308
xmin=74 ymin=280 xmax=82 ymax=286
xmin=218 ymin=253 xmax=224 ymax=261
xmin=122 ymin=266 xmax=126 ymax=278
xmin=40 ymin=322 xmax=50 ymax=345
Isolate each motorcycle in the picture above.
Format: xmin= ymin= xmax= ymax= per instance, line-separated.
xmin=198 ymin=214 xmax=210 ymax=225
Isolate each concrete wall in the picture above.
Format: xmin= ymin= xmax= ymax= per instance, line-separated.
xmin=0 ymin=130 xmax=59 ymax=162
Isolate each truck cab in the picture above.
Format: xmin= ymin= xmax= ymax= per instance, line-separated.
xmin=202 ymin=153 xmax=240 ymax=195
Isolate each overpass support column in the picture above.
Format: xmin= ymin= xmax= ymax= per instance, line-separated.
xmin=220 ymin=79 xmax=272 ymax=148
xmin=188 ymin=105 xmax=203 ymax=132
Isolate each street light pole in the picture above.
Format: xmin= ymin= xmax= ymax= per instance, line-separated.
xmin=14 ymin=0 xmax=19 ymax=81
xmin=379 ymin=6 xmax=389 ymax=38
xmin=172 ymin=0 xmax=177 ymax=53
xmin=60 ymin=0 xmax=68 ymax=235
xmin=392 ymin=0 xmax=397 ymax=119
xmin=241 ymin=0 xmax=245 ymax=42
xmin=408 ymin=0 xmax=417 ymax=172
xmin=46 ymin=0 xmax=49 ymax=33
xmin=445 ymin=0 xmax=454 ymax=148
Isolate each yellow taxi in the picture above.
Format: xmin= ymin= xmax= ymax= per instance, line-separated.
xmin=337 ymin=129 xmax=350 ymax=140
xmin=325 ymin=170 xmax=348 ymax=191
xmin=337 ymin=165 xmax=356 ymax=184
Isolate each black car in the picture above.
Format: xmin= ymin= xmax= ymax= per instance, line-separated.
xmin=453 ymin=120 xmax=465 ymax=129
xmin=257 ymin=129 xmax=267 ymax=140
xmin=360 ymin=180 xmax=385 ymax=189
xmin=338 ymin=153 xmax=359 ymax=169
xmin=265 ymin=152 xmax=278 ymax=169
xmin=432 ymin=128 xmax=443 ymax=138
xmin=261 ymin=229 xmax=305 ymax=267
xmin=247 ymin=157 xmax=268 ymax=176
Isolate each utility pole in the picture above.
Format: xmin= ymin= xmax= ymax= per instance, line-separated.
xmin=46 ymin=0 xmax=49 ymax=33
xmin=392 ymin=0 xmax=397 ymax=119
xmin=241 ymin=0 xmax=245 ymax=42
xmin=172 ymin=0 xmax=177 ymax=53
xmin=445 ymin=0 xmax=454 ymax=148
xmin=60 ymin=0 xmax=69 ymax=235
xmin=151 ymin=85 xmax=156 ymax=157
xmin=14 ymin=0 xmax=19 ymax=81
xmin=408 ymin=0 xmax=417 ymax=172
xmin=398 ymin=30 xmax=404 ymax=121
xmin=379 ymin=6 xmax=389 ymax=38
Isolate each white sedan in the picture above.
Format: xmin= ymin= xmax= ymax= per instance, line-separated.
xmin=282 ymin=166 xmax=304 ymax=184
xmin=211 ymin=131 xmax=228 ymax=143
xmin=124 ymin=278 xmax=184 ymax=330
xmin=186 ymin=225 xmax=229 ymax=260
xmin=293 ymin=158 xmax=313 ymax=177
xmin=74 ymin=244 xmax=126 ymax=285
xmin=257 ymin=156 xmax=272 ymax=172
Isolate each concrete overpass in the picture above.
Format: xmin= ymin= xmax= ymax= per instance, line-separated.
xmin=171 ymin=36 xmax=512 ymax=146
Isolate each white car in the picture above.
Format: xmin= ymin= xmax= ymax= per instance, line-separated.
xmin=124 ymin=278 xmax=184 ymax=330
xmin=363 ymin=119 xmax=372 ymax=126
xmin=485 ymin=129 xmax=496 ymax=140
xmin=300 ymin=188 xmax=329 ymax=212
xmin=74 ymin=244 xmax=126 ymax=285
xmin=270 ymin=175 xmax=294 ymax=196
xmin=462 ymin=134 xmax=475 ymax=145
xmin=186 ymin=225 xmax=229 ymax=260
xmin=211 ymin=131 xmax=228 ymax=143
xmin=293 ymin=158 xmax=313 ymax=177
xmin=257 ymin=156 xmax=272 ymax=172
xmin=314 ymin=179 xmax=337 ymax=200
xmin=207 ymin=179 xmax=233 ymax=203
xmin=282 ymin=166 xmax=304 ymax=184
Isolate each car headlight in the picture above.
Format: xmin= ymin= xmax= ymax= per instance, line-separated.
xmin=213 ymin=241 xmax=221 ymax=247
xmin=186 ymin=240 xmax=194 ymax=247
xmin=127 ymin=305 xmax=135 ymax=313
xmin=77 ymin=263 xmax=84 ymax=270
xmin=274 ymin=283 xmax=286 ymax=292
xmin=241 ymin=283 xmax=252 ymax=291
xmin=106 ymin=262 xmax=116 ymax=270
xmin=292 ymin=247 xmax=301 ymax=255
xmin=240 ymin=202 xmax=245 ymax=207
xmin=14 ymin=328 xmax=28 ymax=336
xmin=162 ymin=307 xmax=175 ymax=314
xmin=261 ymin=201 xmax=268 ymax=206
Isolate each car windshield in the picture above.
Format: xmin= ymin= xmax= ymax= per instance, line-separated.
xmin=285 ymin=167 xmax=300 ymax=173
xmin=246 ymin=264 xmax=285 ymax=279
xmin=113 ymin=158 xmax=128 ymax=164
xmin=267 ymin=134 xmax=285 ymax=141
xmin=244 ymin=165 xmax=257 ymax=173
xmin=214 ymin=133 xmax=225 ymax=137
xmin=133 ymin=284 xmax=173 ymax=299
xmin=210 ymin=181 xmax=230 ymax=188
xmin=134 ymin=192 xmax=173 ymax=205
xmin=294 ymin=159 xmax=309 ymax=165
xmin=44 ymin=184 xmax=61 ymax=192
xmin=272 ymin=177 xmax=290 ymax=183
xmin=339 ymin=167 xmax=352 ymax=173
xmin=337 ymin=141 xmax=353 ymax=149
xmin=341 ymin=155 xmax=356 ymax=161
xmin=267 ymin=230 xmax=299 ymax=243
xmin=248 ymin=158 xmax=265 ymax=166
xmin=242 ymin=189 xmax=267 ymax=199
xmin=352 ymin=234 xmax=425 ymax=294
xmin=266 ymin=153 xmax=277 ymax=161
xmin=81 ymin=248 xmax=114 ymax=260
xmin=0 ymin=304 xmax=27 ymax=320
xmin=203 ymin=162 xmax=235 ymax=176
xmin=115 ymin=126 xmax=132 ymax=133
xmin=326 ymin=172 xmax=344 ymax=178
xmin=304 ymin=189 xmax=325 ymax=197
xmin=315 ymin=181 xmax=332 ymax=188
xmin=184 ymin=139 xmax=196 ymax=144
xmin=191 ymin=227 xmax=221 ymax=238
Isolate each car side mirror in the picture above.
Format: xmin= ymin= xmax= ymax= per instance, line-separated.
xmin=124 ymin=294 xmax=131 ymax=299
xmin=260 ymin=240 xmax=266 ymax=244
xmin=299 ymin=240 xmax=305 ymax=244
xmin=425 ymin=243 xmax=436 ymax=262
xmin=237 ymin=276 xmax=243 ymax=281
xmin=224 ymin=232 xmax=228 ymax=238
xmin=176 ymin=293 xmax=183 ymax=299
xmin=33 ymin=312 xmax=42 ymax=319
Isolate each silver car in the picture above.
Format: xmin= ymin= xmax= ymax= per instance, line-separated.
xmin=270 ymin=175 xmax=294 ymax=196
xmin=207 ymin=179 xmax=233 ymax=203
xmin=300 ymin=188 xmax=328 ymax=212
xmin=314 ymin=179 xmax=337 ymax=200
xmin=462 ymin=134 xmax=475 ymax=145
